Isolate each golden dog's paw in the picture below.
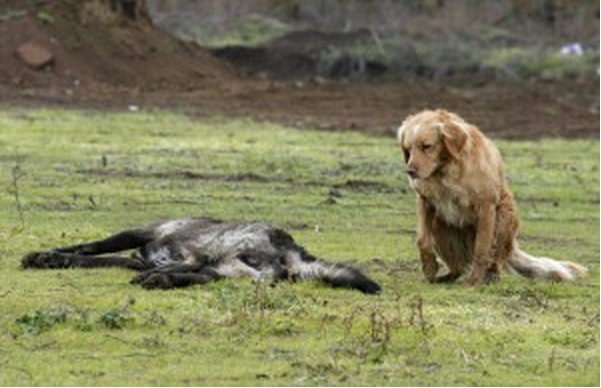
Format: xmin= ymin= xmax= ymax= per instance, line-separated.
xmin=464 ymin=274 xmax=483 ymax=287
xmin=464 ymin=266 xmax=500 ymax=286
xmin=433 ymin=272 xmax=461 ymax=283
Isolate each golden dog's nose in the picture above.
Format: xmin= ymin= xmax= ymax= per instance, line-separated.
xmin=405 ymin=166 xmax=418 ymax=179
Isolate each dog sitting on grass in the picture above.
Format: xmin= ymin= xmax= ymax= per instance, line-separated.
xmin=397 ymin=109 xmax=587 ymax=285
xmin=22 ymin=217 xmax=381 ymax=294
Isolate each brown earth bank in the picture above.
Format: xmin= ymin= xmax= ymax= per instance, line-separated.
xmin=0 ymin=0 xmax=598 ymax=139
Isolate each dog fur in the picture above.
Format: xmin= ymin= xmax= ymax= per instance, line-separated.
xmin=397 ymin=109 xmax=587 ymax=285
xmin=22 ymin=217 xmax=381 ymax=294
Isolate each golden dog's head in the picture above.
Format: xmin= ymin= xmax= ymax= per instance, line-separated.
xmin=397 ymin=109 xmax=470 ymax=180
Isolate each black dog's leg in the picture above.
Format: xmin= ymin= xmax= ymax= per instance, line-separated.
xmin=54 ymin=228 xmax=154 ymax=255
xmin=22 ymin=251 xmax=152 ymax=271
xmin=131 ymin=264 xmax=222 ymax=289
xmin=130 ymin=262 xmax=202 ymax=282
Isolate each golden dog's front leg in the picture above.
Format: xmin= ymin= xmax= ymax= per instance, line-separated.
xmin=416 ymin=197 xmax=439 ymax=282
xmin=465 ymin=203 xmax=499 ymax=286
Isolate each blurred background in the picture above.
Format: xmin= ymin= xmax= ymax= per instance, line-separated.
xmin=0 ymin=0 xmax=598 ymax=137
xmin=150 ymin=0 xmax=599 ymax=81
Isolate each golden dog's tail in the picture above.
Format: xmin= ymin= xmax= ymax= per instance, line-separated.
xmin=507 ymin=248 xmax=587 ymax=281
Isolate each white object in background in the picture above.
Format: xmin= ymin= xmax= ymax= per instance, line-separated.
xmin=560 ymin=42 xmax=584 ymax=56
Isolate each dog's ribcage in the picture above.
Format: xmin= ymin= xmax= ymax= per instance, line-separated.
xmin=145 ymin=219 xmax=281 ymax=268
xmin=144 ymin=218 xmax=360 ymax=283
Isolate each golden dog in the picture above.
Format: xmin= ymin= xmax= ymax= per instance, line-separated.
xmin=397 ymin=109 xmax=587 ymax=285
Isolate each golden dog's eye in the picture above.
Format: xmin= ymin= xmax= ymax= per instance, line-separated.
xmin=420 ymin=144 xmax=433 ymax=152
xmin=403 ymin=148 xmax=410 ymax=162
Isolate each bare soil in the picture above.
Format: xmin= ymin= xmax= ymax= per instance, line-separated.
xmin=0 ymin=1 xmax=598 ymax=139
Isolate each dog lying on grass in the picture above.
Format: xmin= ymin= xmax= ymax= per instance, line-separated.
xmin=397 ymin=109 xmax=587 ymax=285
xmin=22 ymin=217 xmax=382 ymax=294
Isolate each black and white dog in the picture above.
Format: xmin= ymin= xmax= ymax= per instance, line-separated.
xmin=22 ymin=217 xmax=381 ymax=294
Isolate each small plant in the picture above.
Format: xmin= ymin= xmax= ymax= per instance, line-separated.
xmin=98 ymin=297 xmax=135 ymax=329
xmin=16 ymin=307 xmax=69 ymax=334
xmin=8 ymin=151 xmax=26 ymax=229
xmin=408 ymin=295 xmax=432 ymax=334
xmin=215 ymin=280 xmax=301 ymax=317
xmin=98 ymin=308 xmax=130 ymax=329
xmin=36 ymin=10 xmax=55 ymax=24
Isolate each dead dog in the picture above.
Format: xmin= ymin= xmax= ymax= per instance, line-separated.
xmin=397 ymin=109 xmax=587 ymax=285
xmin=22 ymin=217 xmax=381 ymax=294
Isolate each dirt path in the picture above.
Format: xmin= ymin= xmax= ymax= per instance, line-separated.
xmin=2 ymin=76 xmax=597 ymax=139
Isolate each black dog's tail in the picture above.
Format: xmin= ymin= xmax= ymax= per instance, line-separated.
xmin=267 ymin=228 xmax=381 ymax=294
xmin=281 ymin=250 xmax=381 ymax=294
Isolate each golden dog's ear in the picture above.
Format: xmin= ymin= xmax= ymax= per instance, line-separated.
xmin=396 ymin=124 xmax=410 ymax=162
xmin=440 ymin=116 xmax=469 ymax=160
xmin=396 ymin=114 xmax=412 ymax=145
xmin=396 ymin=124 xmax=405 ymax=145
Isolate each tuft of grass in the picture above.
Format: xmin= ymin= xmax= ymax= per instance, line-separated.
xmin=0 ymin=108 xmax=598 ymax=386
xmin=36 ymin=10 xmax=55 ymax=24
xmin=170 ymin=13 xmax=291 ymax=47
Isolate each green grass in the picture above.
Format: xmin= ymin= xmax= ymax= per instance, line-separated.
xmin=482 ymin=47 xmax=599 ymax=80
xmin=0 ymin=108 xmax=598 ymax=386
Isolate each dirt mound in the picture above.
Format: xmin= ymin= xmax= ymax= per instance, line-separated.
xmin=0 ymin=1 xmax=238 ymax=92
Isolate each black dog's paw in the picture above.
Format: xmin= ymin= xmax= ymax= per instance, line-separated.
xmin=359 ymin=279 xmax=382 ymax=294
xmin=21 ymin=251 xmax=72 ymax=269
xmin=130 ymin=270 xmax=153 ymax=284
xmin=131 ymin=272 xmax=174 ymax=289
xmin=21 ymin=251 xmax=44 ymax=268
xmin=130 ymin=270 xmax=173 ymax=289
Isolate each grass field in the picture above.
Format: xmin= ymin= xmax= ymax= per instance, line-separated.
xmin=0 ymin=109 xmax=598 ymax=386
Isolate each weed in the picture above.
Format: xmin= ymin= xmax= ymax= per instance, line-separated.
xmin=139 ymin=334 xmax=166 ymax=349
xmin=291 ymin=360 xmax=347 ymax=385
xmin=545 ymin=328 xmax=598 ymax=350
xmin=408 ymin=295 xmax=433 ymax=334
xmin=215 ymin=280 xmax=302 ymax=318
xmin=8 ymin=150 xmax=26 ymax=229
xmin=145 ymin=310 xmax=167 ymax=326
xmin=98 ymin=297 xmax=135 ymax=329
xmin=16 ymin=307 xmax=69 ymax=334
xmin=36 ymin=10 xmax=54 ymax=24
xmin=98 ymin=308 xmax=131 ymax=329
